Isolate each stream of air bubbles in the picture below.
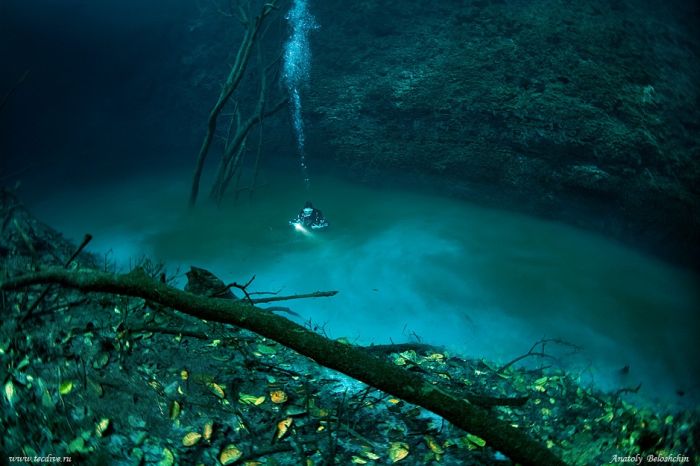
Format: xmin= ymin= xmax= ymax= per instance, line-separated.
xmin=283 ymin=0 xmax=317 ymax=190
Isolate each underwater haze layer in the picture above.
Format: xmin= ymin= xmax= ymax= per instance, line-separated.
xmin=29 ymin=169 xmax=700 ymax=407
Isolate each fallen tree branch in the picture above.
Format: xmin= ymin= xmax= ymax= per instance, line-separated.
xmin=1 ymin=267 xmax=564 ymax=465
xmin=249 ymin=290 xmax=338 ymax=304
xmin=364 ymin=342 xmax=443 ymax=355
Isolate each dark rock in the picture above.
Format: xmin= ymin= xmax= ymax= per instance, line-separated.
xmin=184 ymin=266 xmax=237 ymax=299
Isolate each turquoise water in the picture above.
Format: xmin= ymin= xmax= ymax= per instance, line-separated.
xmin=32 ymin=169 xmax=700 ymax=406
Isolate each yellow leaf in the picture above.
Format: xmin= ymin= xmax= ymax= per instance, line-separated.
xmin=425 ymin=436 xmax=444 ymax=454
xmin=276 ymin=417 xmax=293 ymax=439
xmin=208 ymin=382 xmax=226 ymax=399
xmin=351 ymin=456 xmax=368 ymax=464
xmin=426 ymin=353 xmax=445 ymax=361
xmin=202 ymin=421 xmax=214 ymax=440
xmin=59 ymin=380 xmax=74 ymax=395
xmin=202 ymin=420 xmax=214 ymax=441
xmin=270 ymin=390 xmax=288 ymax=404
xmin=182 ymin=432 xmax=202 ymax=446
xmin=363 ymin=451 xmax=380 ymax=460
xmin=239 ymin=394 xmax=265 ymax=406
xmin=219 ymin=444 xmax=243 ymax=465
xmin=387 ymin=398 xmax=401 ymax=404
xmin=388 ymin=442 xmax=409 ymax=463
xmin=95 ymin=418 xmax=110 ymax=437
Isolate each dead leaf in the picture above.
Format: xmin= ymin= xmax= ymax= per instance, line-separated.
xmin=170 ymin=401 xmax=181 ymax=420
xmin=425 ymin=436 xmax=444 ymax=454
xmin=219 ymin=444 xmax=243 ymax=465
xmin=239 ymin=394 xmax=265 ymax=406
xmin=59 ymin=380 xmax=73 ymax=395
xmin=276 ymin=417 xmax=293 ymax=439
xmin=158 ymin=447 xmax=174 ymax=466
xmin=95 ymin=418 xmax=110 ymax=437
xmin=208 ymin=382 xmax=226 ymax=399
xmin=182 ymin=432 xmax=202 ymax=447
xmin=466 ymin=433 xmax=486 ymax=447
xmin=203 ymin=420 xmax=214 ymax=441
xmin=388 ymin=442 xmax=409 ymax=463
xmin=270 ymin=390 xmax=288 ymax=404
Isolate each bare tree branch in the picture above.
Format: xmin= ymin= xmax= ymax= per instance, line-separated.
xmin=189 ymin=0 xmax=281 ymax=208
xmin=498 ymin=337 xmax=581 ymax=373
xmin=249 ymin=290 xmax=338 ymax=304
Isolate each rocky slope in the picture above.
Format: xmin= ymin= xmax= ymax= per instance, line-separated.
xmin=302 ymin=0 xmax=700 ymax=267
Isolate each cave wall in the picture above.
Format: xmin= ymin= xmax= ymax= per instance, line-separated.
xmin=302 ymin=0 xmax=700 ymax=267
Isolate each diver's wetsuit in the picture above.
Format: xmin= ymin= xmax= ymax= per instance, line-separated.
xmin=291 ymin=208 xmax=328 ymax=230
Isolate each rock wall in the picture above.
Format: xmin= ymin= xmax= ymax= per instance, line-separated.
xmin=302 ymin=0 xmax=700 ymax=267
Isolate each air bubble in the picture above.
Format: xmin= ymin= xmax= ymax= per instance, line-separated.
xmin=283 ymin=0 xmax=318 ymax=190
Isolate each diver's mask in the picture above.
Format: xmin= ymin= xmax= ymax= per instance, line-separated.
xmin=303 ymin=207 xmax=313 ymax=217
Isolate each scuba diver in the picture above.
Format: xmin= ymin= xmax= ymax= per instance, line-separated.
xmin=289 ymin=201 xmax=329 ymax=230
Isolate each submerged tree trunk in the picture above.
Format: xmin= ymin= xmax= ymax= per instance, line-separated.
xmin=1 ymin=267 xmax=565 ymax=466
xmin=208 ymin=97 xmax=287 ymax=205
xmin=189 ymin=0 xmax=280 ymax=208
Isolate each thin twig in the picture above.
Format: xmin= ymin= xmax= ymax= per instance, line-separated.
xmin=21 ymin=234 xmax=93 ymax=323
xmin=498 ymin=338 xmax=580 ymax=373
xmin=226 ymin=275 xmax=257 ymax=303
xmin=614 ymin=383 xmax=643 ymax=397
